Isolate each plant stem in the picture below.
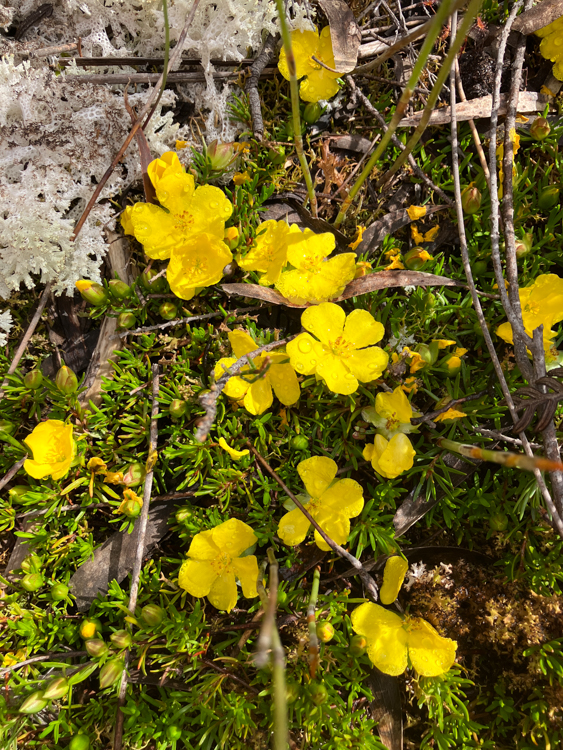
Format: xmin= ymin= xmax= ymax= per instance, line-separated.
xmin=307 ymin=568 xmax=321 ymax=678
xmin=334 ymin=0 xmax=458 ymax=227
xmin=275 ymin=0 xmax=317 ymax=218
xmin=437 ymin=438 xmax=563 ymax=473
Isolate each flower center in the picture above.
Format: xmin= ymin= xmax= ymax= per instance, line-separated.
xmin=174 ymin=211 xmax=195 ymax=235
xmin=523 ymin=301 xmax=540 ymax=316
xmin=211 ymin=553 xmax=233 ymax=576
xmin=43 ymin=443 xmax=68 ymax=464
xmin=330 ymin=335 xmax=354 ymax=358
xmin=181 ymin=255 xmax=209 ymax=284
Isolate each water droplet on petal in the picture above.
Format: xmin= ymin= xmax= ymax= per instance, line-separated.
xmin=345 ymin=372 xmax=355 ymax=380
xmin=298 ymin=339 xmax=312 ymax=354
xmin=210 ymin=201 xmax=219 ymax=209
xmin=296 ymin=363 xmax=305 ymax=373
xmin=309 ymin=358 xmax=317 ymax=367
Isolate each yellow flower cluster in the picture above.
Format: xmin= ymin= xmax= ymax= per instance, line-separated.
xmin=362 ymin=387 xmax=417 ymax=478
xmin=121 ymin=152 xmax=233 ymax=300
xmin=537 ymin=16 xmax=563 ymax=80
xmin=278 ymin=27 xmax=343 ymax=103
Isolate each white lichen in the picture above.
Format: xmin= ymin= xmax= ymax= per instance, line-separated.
xmin=0 ymin=309 xmax=13 ymax=347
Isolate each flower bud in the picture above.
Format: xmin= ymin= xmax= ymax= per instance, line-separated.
xmin=309 ymin=681 xmax=328 ymax=705
xmin=79 ymin=618 xmax=102 ymax=640
xmin=175 ymin=507 xmax=192 ymax=523
xmin=291 ymin=435 xmax=309 ymax=451
xmin=108 ymin=279 xmax=131 ymax=300
xmin=472 ymin=260 xmax=488 ymax=277
xmin=461 ymin=186 xmax=482 ymax=215
xmin=349 ymin=635 xmax=368 ymax=657
xmin=159 ymin=302 xmax=178 ymax=320
xmin=285 ymin=682 xmax=301 ymax=704
xmin=69 ymin=734 xmax=91 ymax=750
xmin=21 ymin=573 xmax=44 ymax=592
xmin=42 ymin=677 xmax=69 ymax=700
xmin=99 ymin=658 xmax=125 ymax=689
xmin=55 ymin=365 xmax=78 ymax=394
xmin=139 ymin=269 xmax=167 ymax=293
xmin=267 ymin=146 xmax=286 ymax=166
xmin=23 ymin=369 xmax=43 ymax=390
xmin=8 ymin=485 xmax=29 ymax=502
xmin=316 ymin=621 xmax=335 ymax=643
xmin=116 ymin=313 xmax=136 ymax=330
xmin=117 ymin=489 xmax=143 ymax=518
xmin=51 ymin=583 xmax=69 ymax=601
xmin=207 ymin=140 xmax=237 ymax=171
xmin=515 ymin=232 xmax=534 ymax=258
xmin=21 ymin=554 xmax=42 ymax=573
xmin=75 ymin=280 xmax=108 ymax=306
xmin=169 ymin=399 xmax=188 ymax=418
xmin=110 ymin=629 xmax=133 ymax=649
xmin=538 ymin=185 xmax=560 ymax=210
xmin=303 ymin=102 xmax=323 ymax=124
xmin=122 ymin=463 xmax=145 ymax=487
xmin=530 ymin=116 xmax=550 ymax=141
xmin=416 ymin=342 xmax=438 ymax=367
xmin=404 ymin=247 xmax=433 ymax=271
xmin=85 ymin=638 xmax=108 ymax=658
xmin=224 ymin=226 xmax=240 ymax=251
xmin=141 ymin=604 xmax=165 ymax=627
xmin=442 ymin=354 xmax=462 ymax=375
xmin=489 ymin=512 xmax=509 ymax=531
xmin=19 ymin=690 xmax=48 ymax=714
xmin=167 ymin=726 xmax=183 ymax=742
xmin=0 ymin=419 xmax=15 ymax=435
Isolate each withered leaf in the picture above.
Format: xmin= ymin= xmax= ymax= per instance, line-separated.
xmin=355 ymin=205 xmax=448 ymax=255
xmin=511 ymin=371 xmax=563 ymax=433
xmin=512 ymin=0 xmax=563 ymax=35
xmin=367 ymin=668 xmax=403 ymax=750
xmin=317 ymin=0 xmax=362 ymax=73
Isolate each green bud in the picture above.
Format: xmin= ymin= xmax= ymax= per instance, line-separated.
xmin=349 ymin=635 xmax=368 ymax=657
xmin=159 ymin=302 xmax=178 ymax=320
xmin=538 ymin=185 xmax=560 ymax=210
xmin=404 ymin=247 xmax=432 ymax=271
xmin=42 ymin=677 xmax=69 ymax=700
xmin=19 ymin=690 xmax=48 ymax=714
xmin=461 ymin=186 xmax=482 ymax=215
xmin=85 ymin=638 xmax=108 ymax=658
xmin=166 ymin=726 xmax=183 ymax=742
xmin=21 ymin=573 xmax=44 ymax=592
xmin=224 ymin=226 xmax=240 ymax=251
xmin=120 ymin=497 xmax=142 ymax=518
xmin=139 ymin=269 xmax=167 ymax=293
xmin=423 ymin=292 xmax=436 ymax=309
xmin=0 ymin=419 xmax=15 ymax=435
xmin=515 ymin=232 xmax=534 ymax=258
xmin=99 ymin=658 xmax=125 ymax=689
xmin=315 ymin=621 xmax=335 ymax=643
xmin=69 ymin=735 xmax=91 ymax=750
xmin=309 ymin=681 xmax=328 ymax=705
xmin=169 ymin=399 xmax=188 ymax=418
xmin=108 ymin=279 xmax=131 ymax=300
xmin=141 ymin=604 xmax=165 ymax=627
xmin=23 ymin=370 xmax=43 ymax=389
xmin=267 ymin=146 xmax=286 ymax=166
xmin=285 ymin=682 xmax=301 ymax=704
xmin=291 ymin=435 xmax=309 ymax=451
xmin=416 ymin=343 xmax=438 ymax=367
xmin=55 ymin=365 xmax=78 ymax=394
xmin=22 ymin=554 xmax=42 ymax=573
xmin=472 ymin=260 xmax=488 ymax=277
xmin=175 ymin=507 xmax=192 ymax=523
xmin=110 ymin=629 xmax=133 ymax=649
xmin=51 ymin=583 xmax=69 ymax=601
xmin=8 ymin=485 xmax=29 ymax=502
xmin=489 ymin=512 xmax=509 ymax=532
xmin=529 ymin=116 xmax=550 ymax=141
xmin=79 ymin=618 xmax=102 ymax=640
xmin=303 ymin=102 xmax=323 ymax=124
xmin=67 ymin=662 xmax=98 ymax=687
xmin=75 ymin=280 xmax=108 ymax=307
xmin=122 ymin=463 xmax=146 ymax=487
xmin=207 ymin=140 xmax=237 ymax=171
xmin=116 ymin=313 xmax=136 ymax=330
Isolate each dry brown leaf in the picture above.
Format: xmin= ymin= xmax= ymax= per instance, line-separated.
xmin=317 ymin=0 xmax=362 ymax=73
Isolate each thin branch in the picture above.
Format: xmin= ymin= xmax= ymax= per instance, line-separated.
xmin=114 ymin=364 xmax=160 ymax=750
xmin=246 ymin=33 xmax=278 ymax=140
xmin=306 ymin=568 xmax=321 ymax=679
xmin=0 ymin=283 xmax=52 ymax=400
xmin=0 ymin=457 xmax=27 ymax=492
xmin=255 ymin=551 xmax=279 ymax=669
xmin=411 ymin=388 xmax=488 ymax=426
xmin=0 ymin=651 xmax=87 ymax=677
xmin=248 ymin=444 xmax=379 ymax=602
xmin=195 ymin=337 xmax=295 ymax=443
xmin=119 ymin=306 xmax=261 ymax=338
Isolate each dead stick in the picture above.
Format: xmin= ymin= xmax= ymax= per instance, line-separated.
xmin=0 ymin=651 xmax=87 ymax=677
xmin=72 ymin=0 xmax=201 ymax=241
xmin=246 ymin=33 xmax=278 ymax=140
xmin=114 ymin=364 xmax=160 ymax=750
xmin=120 ymin=305 xmax=262 ymax=338
xmin=0 ymin=457 xmax=27 ymax=493
xmin=247 ymin=444 xmax=379 ymax=602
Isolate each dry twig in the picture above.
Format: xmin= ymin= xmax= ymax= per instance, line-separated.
xmin=246 ymin=33 xmax=278 ymax=140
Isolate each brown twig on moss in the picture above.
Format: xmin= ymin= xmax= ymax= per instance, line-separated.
xmin=246 ymin=33 xmax=278 ymax=140
xmin=247 ymin=444 xmax=379 ymax=602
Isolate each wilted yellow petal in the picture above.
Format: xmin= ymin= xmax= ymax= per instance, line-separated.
xmin=423 ymin=226 xmax=439 ymax=242
xmin=434 ymin=408 xmax=467 ymax=422
xmin=380 ymin=556 xmax=409 ymax=605
xmin=218 ymin=437 xmax=249 ymax=460
xmin=407 ymin=205 xmax=427 ymax=221
xmin=411 ymin=226 xmax=425 ymax=244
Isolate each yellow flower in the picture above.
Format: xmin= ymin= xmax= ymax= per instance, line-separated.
xmin=274 ymin=228 xmax=356 ymax=305
xmin=496 ymin=274 xmax=563 ymax=354
xmin=178 ymin=518 xmax=259 ymax=612
xmin=233 ymin=170 xmax=251 ymax=186
xmin=363 ymin=433 xmax=415 ymax=479
xmin=238 ymin=220 xmax=292 ymax=285
xmin=277 ymin=456 xmax=364 ymax=550
xmin=434 ymin=408 xmax=467 ymax=422
xmin=286 ymin=303 xmax=388 ymax=396
xmin=87 ymin=457 xmax=107 ymax=474
xmin=348 ymin=226 xmax=365 ymax=251
xmin=406 ymin=205 xmax=427 ymax=221
xmin=24 ymin=420 xmax=75 ymax=481
xmin=166 ymin=232 xmax=233 ymax=300
xmin=362 ymin=386 xmax=417 ymax=438
xmin=351 ymin=601 xmax=457 ymax=676
xmin=538 ymin=15 xmax=563 ymax=78
xmin=125 ymin=151 xmax=233 ymax=260
xmin=433 ymin=339 xmax=456 ymax=349
xmin=218 ymin=437 xmax=249 ymax=460
xmin=385 ymin=256 xmax=405 ymax=270
xmin=278 ymin=27 xmax=342 ymax=103
xmin=214 ymin=330 xmax=300 ymax=415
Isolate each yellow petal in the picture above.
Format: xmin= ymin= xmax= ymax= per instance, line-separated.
xmin=188 ymin=527 xmax=220 ymax=561
xmin=351 ymin=601 xmax=403 ymax=640
xmin=238 ymin=220 xmax=290 ymax=284
xmin=166 ymin=233 xmax=232 ymax=300
xmin=121 ymin=206 xmax=135 ymax=235
xmin=407 ymin=618 xmax=457 ymax=676
xmin=243 ymin=376 xmax=273 ymax=415
xmin=423 ymin=226 xmax=439 ymax=242
xmin=316 ymin=352 xmax=358 ymax=395
xmin=275 ymin=252 xmax=356 ymax=303
xmin=434 ymin=408 xmax=467 ymax=422
xmin=318 ymin=26 xmax=338 ymax=71
xmin=375 ymin=387 xmax=413 ymax=424
xmin=286 ymin=333 xmax=325 ymax=376
xmin=380 ymin=556 xmax=409 ymax=605
xmin=313 ymin=507 xmax=350 ymax=550
xmin=345 ymin=347 xmax=389 ymax=383
xmin=286 ymin=230 xmax=335 ymax=270
xmin=178 ymin=559 xmax=218 ymax=597
xmin=130 ymin=202 xmax=178 ymax=260
xmin=407 ymin=205 xmax=427 ymax=221
xmin=298 ymin=455 xmax=337 ymax=498
xmin=319 ymin=478 xmax=364 ymax=517
xmin=348 ymin=226 xmax=365 ymax=251
xmin=187 ymin=184 xmax=233 ymax=238
xmin=213 ymin=518 xmax=257 ymax=558
xmin=378 ymin=433 xmax=415 ymax=477
xmin=278 ymin=28 xmax=320 ymax=81
xmin=218 ymin=437 xmax=249 ymax=460
xmin=154 ymin=171 xmax=196 ymax=215
xmin=302 ymin=302 xmax=345 ymax=346
xmin=232 ymin=556 xmax=259 ymax=599
xmin=147 ymin=151 xmax=185 ymax=188
xmin=343 ymin=309 xmax=384 ymax=349
xmin=228 ymin=330 xmax=258 ymax=358
xmin=300 ymin=69 xmax=340 ymax=103
xmin=208 ymin=571 xmax=238 ymax=612
xmin=278 ymin=506 xmax=312 ymax=546
xmin=385 ymin=257 xmax=405 ymax=270
xmin=433 ymin=339 xmax=456 ymax=349
xmin=267 ymin=361 xmax=301 ymax=406
xmin=411 ymin=226 xmax=425 ymax=244
xmin=214 ymin=358 xmax=250 ymax=400
xmin=367 ymin=625 xmax=409 ymax=675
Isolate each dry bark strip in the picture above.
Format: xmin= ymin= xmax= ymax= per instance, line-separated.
xmin=317 ymin=0 xmax=362 ymax=72
xmin=512 ymin=0 xmax=563 ymax=34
